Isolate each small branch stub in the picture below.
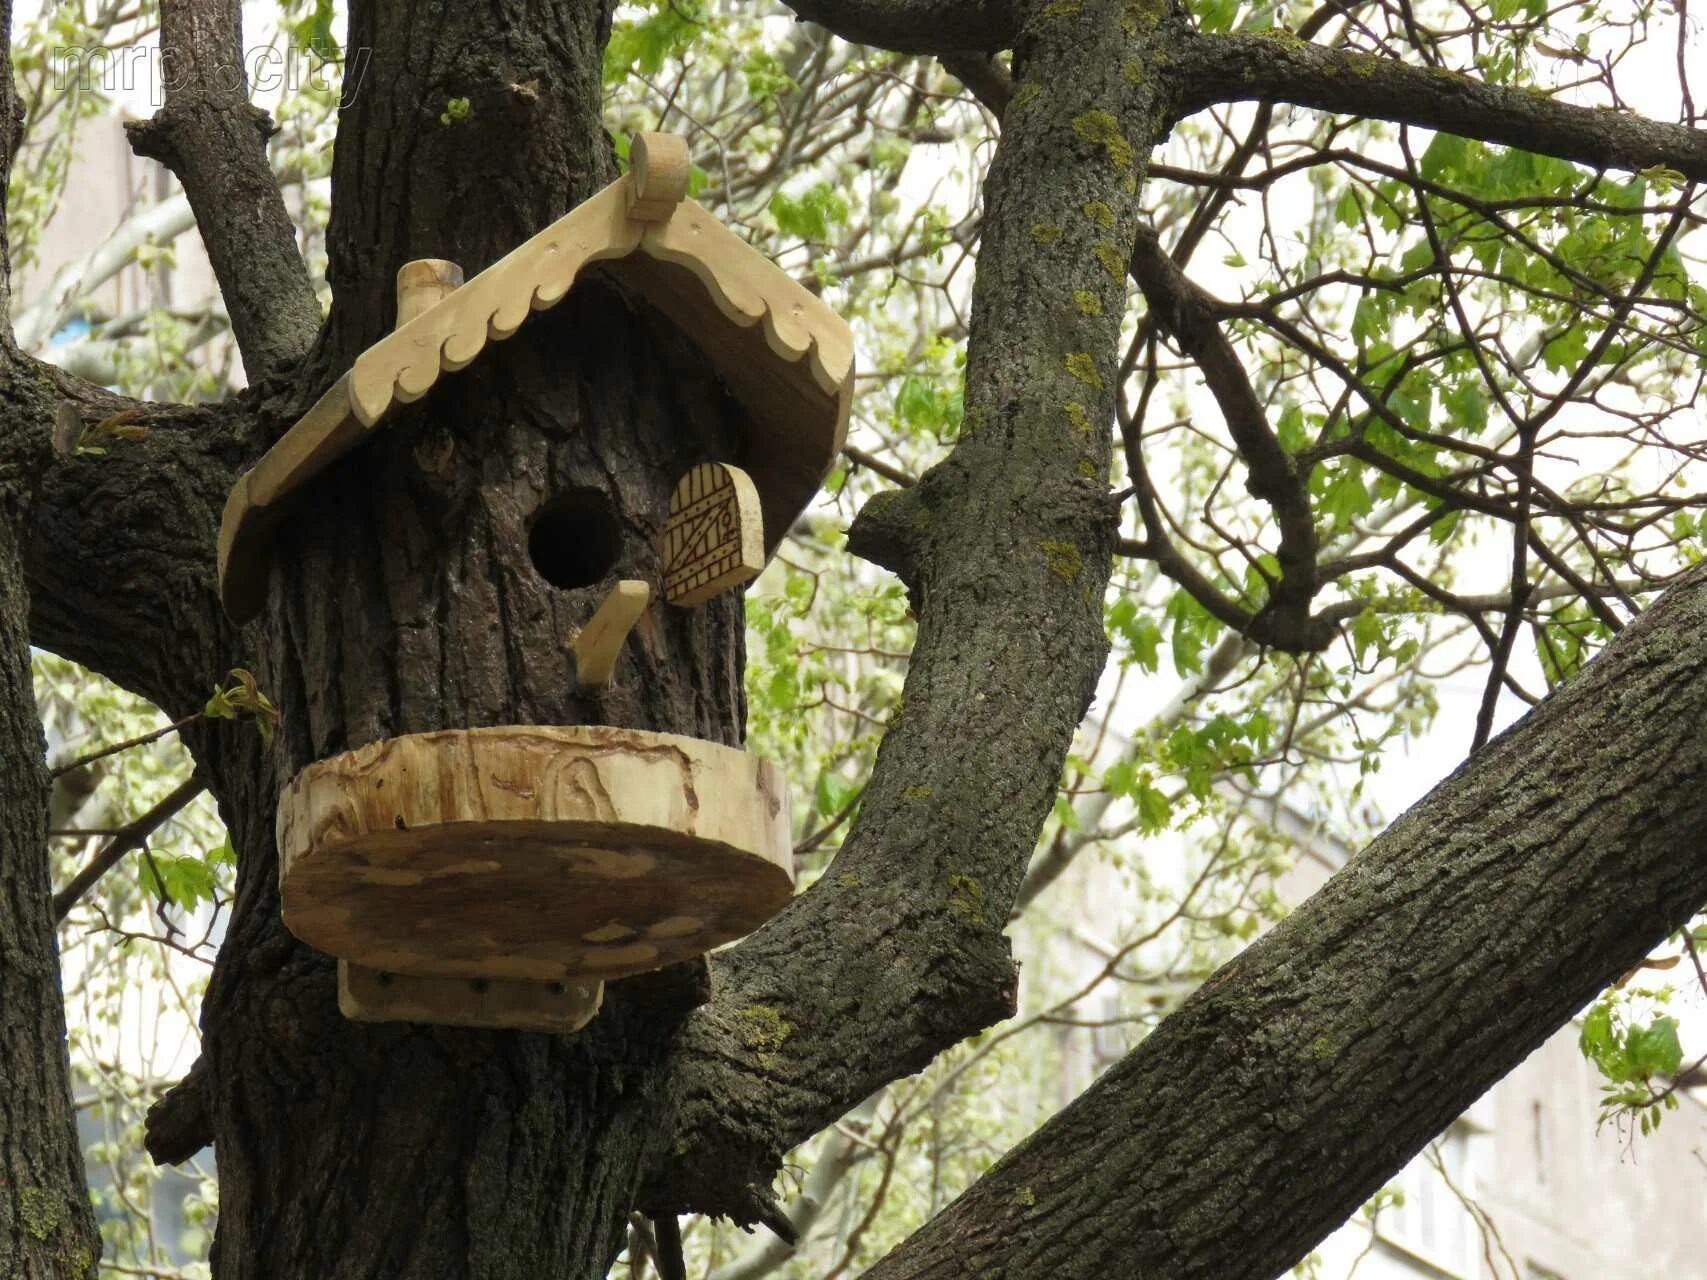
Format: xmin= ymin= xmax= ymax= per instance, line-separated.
xmin=572 ymin=579 xmax=652 ymax=686
xmin=663 ymin=463 xmax=765 ymax=606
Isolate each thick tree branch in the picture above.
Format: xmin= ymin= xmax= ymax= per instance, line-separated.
xmin=0 ymin=515 xmax=104 ymax=1279
xmin=780 ymin=0 xmax=1017 ymax=54
xmin=644 ymin=0 xmax=1188 ymax=1225
xmin=0 ymin=1 xmax=241 ymax=722
xmin=143 ymin=1055 xmax=214 ymax=1165
xmin=938 ymin=52 xmax=1013 ymax=115
xmin=125 ymin=0 xmax=320 ymax=380
xmin=8 ymin=361 xmax=247 ymax=718
xmin=0 ymin=8 xmax=103 ymax=1268
xmin=865 ymin=561 xmax=1707 ymax=1279
xmin=1174 ymin=31 xmax=1707 ymax=182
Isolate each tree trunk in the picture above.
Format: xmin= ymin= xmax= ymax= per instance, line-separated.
xmin=184 ymin=3 xmax=750 ymax=1276
xmin=0 ymin=0 xmax=100 ymax=1267
xmin=0 ymin=516 xmax=101 ymax=1280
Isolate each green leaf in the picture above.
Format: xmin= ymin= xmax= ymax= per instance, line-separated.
xmin=1109 ymin=596 xmax=1163 ymax=672
xmin=1164 ymin=591 xmax=1218 ymax=677
xmin=1334 ymin=187 xmax=1361 ymax=228
xmin=814 ymin=770 xmax=859 ymax=817
xmin=1542 ymin=326 xmax=1589 ymax=372
xmin=604 ymin=2 xmax=704 ymax=85
xmin=290 ymin=0 xmax=339 ymax=58
xmin=140 ymin=854 xmax=217 ymax=910
xmin=1192 ymin=0 xmax=1239 ymax=33
xmin=1443 ymin=379 xmax=1487 ymax=434
xmin=770 ymin=183 xmax=850 ymax=243
xmin=767 ymin=664 xmax=799 ymax=711
xmin=1418 ymin=131 xmax=1468 ymax=182
xmin=1580 ymin=1001 xmax=1621 ymax=1074
xmin=1350 ymin=608 xmax=1382 ymax=665
xmin=1134 ymin=775 xmax=1173 ymax=832
xmin=1321 ymin=464 xmax=1374 ymax=529
xmin=1103 ymin=758 xmax=1137 ymax=798
xmin=1627 ymin=1017 xmax=1684 ymax=1079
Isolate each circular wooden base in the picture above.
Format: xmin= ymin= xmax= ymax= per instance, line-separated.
xmin=277 ymin=726 xmax=793 ymax=983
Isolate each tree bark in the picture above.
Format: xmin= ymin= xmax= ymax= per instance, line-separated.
xmin=1174 ymin=30 xmax=1707 ymax=182
xmin=642 ymin=0 xmax=1188 ymax=1221
xmin=865 ymin=559 xmax=1707 ymax=1279
xmin=0 ymin=503 xmax=100 ymax=1280
xmin=0 ymin=1 xmax=103 ymax=1267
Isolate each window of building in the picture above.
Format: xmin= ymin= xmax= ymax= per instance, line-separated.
xmin=1376 ymin=1125 xmax=1480 ymax=1278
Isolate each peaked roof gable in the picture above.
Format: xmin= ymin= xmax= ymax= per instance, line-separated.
xmin=219 ymin=134 xmax=854 ymax=622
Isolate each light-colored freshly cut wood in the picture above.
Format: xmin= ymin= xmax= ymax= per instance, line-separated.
xmin=626 ymin=133 xmax=690 ymax=222
xmin=217 ymin=131 xmax=854 ymax=623
xmin=339 ymin=961 xmax=603 ymax=1033
xmin=395 ymin=258 xmax=465 ymax=325
xmin=277 ymin=725 xmax=793 ymax=983
xmin=572 ymin=579 xmax=651 ymax=685
xmin=663 ymin=462 xmax=764 ymax=606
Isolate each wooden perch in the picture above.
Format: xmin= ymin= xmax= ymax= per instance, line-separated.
xmin=217 ymin=132 xmax=854 ymax=624
xmin=572 ymin=579 xmax=651 ymax=686
xmin=663 ymin=463 xmax=764 ymax=606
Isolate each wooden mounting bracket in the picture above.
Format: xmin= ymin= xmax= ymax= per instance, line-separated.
xmin=339 ymin=962 xmax=603 ymax=1033
xmin=395 ymin=258 xmax=465 ymax=325
xmin=626 ymin=133 xmax=690 ymax=221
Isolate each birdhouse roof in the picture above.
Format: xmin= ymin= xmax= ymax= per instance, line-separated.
xmin=217 ymin=134 xmax=854 ymax=623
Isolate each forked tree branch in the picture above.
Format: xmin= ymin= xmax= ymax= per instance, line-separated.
xmin=866 ymin=561 xmax=1707 ymax=1280
xmin=1174 ymin=31 xmax=1707 ymax=182
xmin=1127 ymin=225 xmax=1329 ymax=651
xmin=0 ymin=71 xmax=237 ymax=719
xmin=5 ymin=353 xmax=245 ymax=717
xmin=125 ymin=0 xmax=320 ymax=380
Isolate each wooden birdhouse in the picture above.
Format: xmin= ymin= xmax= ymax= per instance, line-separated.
xmin=217 ymin=134 xmax=853 ymax=1033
